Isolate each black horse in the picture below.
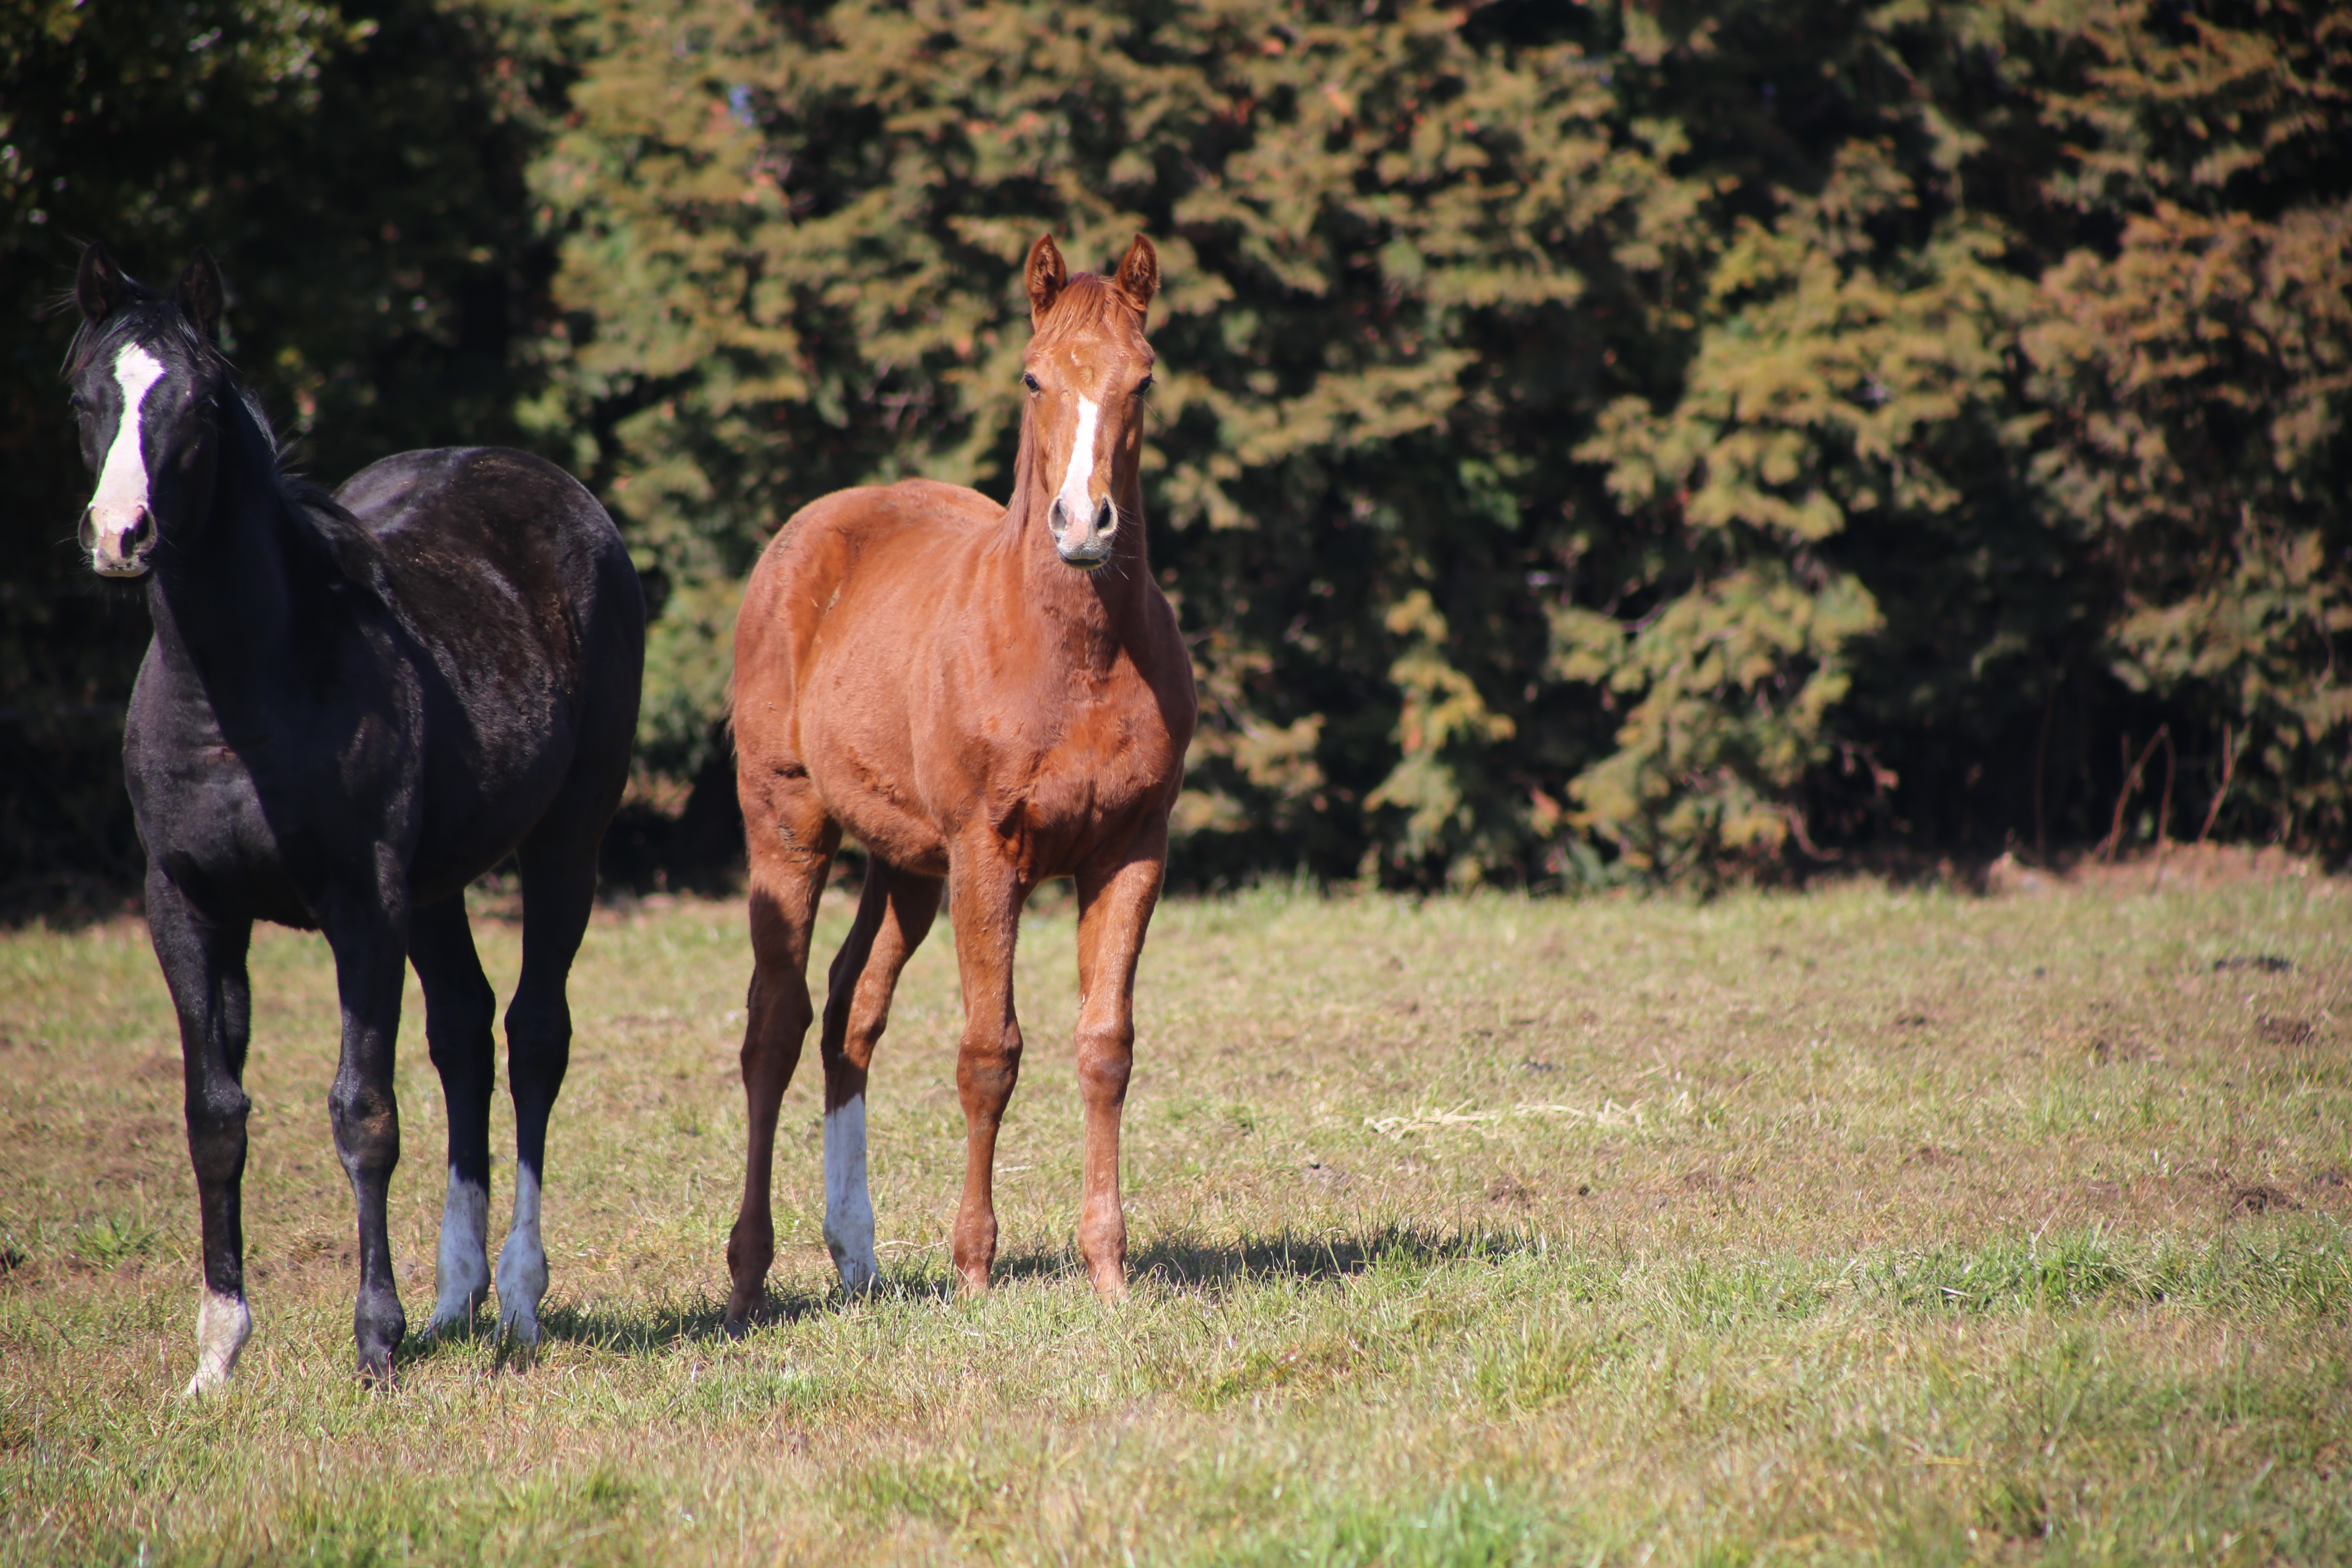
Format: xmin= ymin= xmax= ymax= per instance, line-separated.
xmin=66 ymin=244 xmax=644 ymax=1389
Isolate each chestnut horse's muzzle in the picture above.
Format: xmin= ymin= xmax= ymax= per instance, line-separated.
xmin=1049 ymin=494 xmax=1116 ymax=570
xmin=81 ymin=505 xmax=156 ymax=578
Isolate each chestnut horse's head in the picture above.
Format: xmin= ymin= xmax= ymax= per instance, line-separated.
xmin=1020 ymin=233 xmax=1157 ymax=571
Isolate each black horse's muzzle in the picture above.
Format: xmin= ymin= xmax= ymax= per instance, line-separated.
xmin=82 ymin=506 xmax=156 ymax=578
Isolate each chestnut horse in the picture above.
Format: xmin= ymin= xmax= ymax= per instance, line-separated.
xmin=724 ymin=234 xmax=1194 ymax=1322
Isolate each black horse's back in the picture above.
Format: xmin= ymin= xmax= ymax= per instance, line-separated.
xmin=337 ymin=448 xmax=644 ymax=904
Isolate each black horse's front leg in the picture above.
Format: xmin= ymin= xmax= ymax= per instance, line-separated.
xmin=147 ymin=869 xmax=256 ymax=1395
xmin=322 ymin=899 xmax=411 ymax=1381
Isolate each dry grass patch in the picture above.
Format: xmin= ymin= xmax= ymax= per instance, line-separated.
xmin=2 ymin=878 xmax=2348 ymax=1564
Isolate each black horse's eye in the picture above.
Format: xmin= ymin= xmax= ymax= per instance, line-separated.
xmin=1021 ymin=372 xmax=1042 ymax=394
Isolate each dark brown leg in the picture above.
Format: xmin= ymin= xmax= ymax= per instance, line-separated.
xmin=1071 ymin=824 xmax=1168 ymax=1300
xmin=724 ymin=782 xmax=837 ymax=1329
xmin=946 ymin=847 xmax=1025 ymax=1295
xmin=817 ymin=863 xmax=943 ymax=1292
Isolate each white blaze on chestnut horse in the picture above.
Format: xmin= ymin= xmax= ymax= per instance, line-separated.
xmin=724 ymin=234 xmax=1196 ymax=1322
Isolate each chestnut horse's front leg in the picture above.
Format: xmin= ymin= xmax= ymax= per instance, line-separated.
xmin=946 ymin=849 xmax=1026 ymax=1294
xmin=1070 ymin=824 xmax=1169 ymax=1300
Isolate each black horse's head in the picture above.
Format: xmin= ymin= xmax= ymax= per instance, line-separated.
xmin=66 ymin=244 xmax=228 ymax=579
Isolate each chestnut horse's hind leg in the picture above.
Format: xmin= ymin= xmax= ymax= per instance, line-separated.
xmin=1071 ymin=829 xmax=1169 ymax=1301
xmin=147 ymin=870 xmax=257 ymax=1394
xmin=945 ymin=851 xmax=1027 ymax=1295
xmin=817 ymin=863 xmax=944 ymax=1293
xmin=725 ymin=800 xmax=839 ymax=1328
xmin=407 ymin=895 xmax=496 ymax=1336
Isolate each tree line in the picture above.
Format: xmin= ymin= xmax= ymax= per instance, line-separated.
xmin=4 ymin=0 xmax=2345 ymax=907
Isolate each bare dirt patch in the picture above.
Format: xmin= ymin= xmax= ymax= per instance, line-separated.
xmin=1987 ymin=843 xmax=2335 ymax=898
xmin=2230 ymin=1184 xmax=2301 ymax=1216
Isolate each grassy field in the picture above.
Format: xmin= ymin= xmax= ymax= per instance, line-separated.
xmin=2 ymin=870 xmax=2348 ymax=1565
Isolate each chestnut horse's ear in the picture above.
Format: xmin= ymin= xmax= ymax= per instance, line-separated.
xmin=1026 ymin=233 xmax=1067 ymax=327
xmin=1112 ymin=233 xmax=1158 ymax=313
xmin=77 ymin=242 xmax=126 ymax=323
xmin=172 ymin=248 xmax=225 ymax=344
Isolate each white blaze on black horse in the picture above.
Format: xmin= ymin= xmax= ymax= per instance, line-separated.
xmin=64 ymin=244 xmax=644 ymax=1389
xmin=81 ymin=341 xmax=167 ymax=575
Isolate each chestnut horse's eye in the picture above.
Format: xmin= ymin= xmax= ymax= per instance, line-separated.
xmin=1021 ymin=372 xmax=1042 ymax=394
xmin=1135 ymin=374 xmax=1154 ymax=396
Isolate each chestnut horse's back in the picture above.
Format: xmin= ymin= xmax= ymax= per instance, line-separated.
xmin=736 ymin=477 xmax=999 ymax=710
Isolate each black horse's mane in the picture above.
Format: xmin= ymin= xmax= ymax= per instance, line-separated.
xmin=65 ymin=283 xmax=401 ymax=610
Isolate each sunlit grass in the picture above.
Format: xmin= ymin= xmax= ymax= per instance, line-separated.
xmin=2 ymin=877 xmax=2348 ymax=1564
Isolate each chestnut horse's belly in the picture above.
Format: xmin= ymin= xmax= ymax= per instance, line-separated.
xmin=797 ymin=707 xmax=954 ymax=877
xmin=802 ymin=656 xmax=1182 ymax=886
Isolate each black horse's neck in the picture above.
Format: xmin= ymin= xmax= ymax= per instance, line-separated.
xmin=141 ymin=387 xmax=317 ymax=685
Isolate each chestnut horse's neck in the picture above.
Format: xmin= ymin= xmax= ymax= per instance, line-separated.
xmin=998 ymin=401 xmax=1152 ymax=636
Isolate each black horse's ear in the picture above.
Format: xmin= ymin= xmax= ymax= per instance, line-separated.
xmin=77 ymin=242 xmax=126 ymax=323
xmin=172 ymin=249 xmax=225 ymax=344
xmin=1026 ymin=233 xmax=1067 ymax=327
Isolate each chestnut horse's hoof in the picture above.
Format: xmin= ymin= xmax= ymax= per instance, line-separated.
xmin=723 ymin=1278 xmax=766 ymax=1334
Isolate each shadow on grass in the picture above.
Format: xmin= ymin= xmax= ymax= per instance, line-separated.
xmin=1117 ymin=1219 xmax=1540 ymax=1294
xmin=393 ymin=1294 xmax=756 ymax=1366
xmin=392 ymin=1220 xmax=1538 ymax=1365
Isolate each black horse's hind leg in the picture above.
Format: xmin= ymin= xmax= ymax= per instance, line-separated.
xmin=494 ymin=821 xmax=601 ymax=1346
xmin=408 ymin=895 xmax=497 ymax=1336
xmin=147 ymin=869 xmax=257 ymax=1395
xmin=320 ymin=897 xmax=411 ymax=1381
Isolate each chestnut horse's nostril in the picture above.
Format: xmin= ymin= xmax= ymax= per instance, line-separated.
xmin=1093 ymin=497 xmax=1114 ymax=537
xmin=1047 ymin=497 xmax=1067 ymax=539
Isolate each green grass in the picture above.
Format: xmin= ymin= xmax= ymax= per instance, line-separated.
xmin=2 ymin=876 xmax=2349 ymax=1564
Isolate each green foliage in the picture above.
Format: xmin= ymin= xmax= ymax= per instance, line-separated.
xmin=2024 ymin=0 xmax=2352 ymax=849
xmin=527 ymin=0 xmax=1691 ymax=882
xmin=0 ymin=0 xmax=559 ymax=906
xmin=14 ymin=0 xmax=2349 ymax=893
xmin=532 ymin=0 xmax=2345 ymax=884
